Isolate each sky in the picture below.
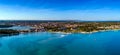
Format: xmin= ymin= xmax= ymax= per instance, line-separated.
xmin=0 ymin=0 xmax=120 ymax=21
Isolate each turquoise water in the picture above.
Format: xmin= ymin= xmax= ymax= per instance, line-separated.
xmin=0 ymin=31 xmax=120 ymax=55
xmin=0 ymin=26 xmax=31 ymax=30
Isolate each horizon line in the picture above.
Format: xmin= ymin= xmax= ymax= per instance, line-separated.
xmin=0 ymin=20 xmax=120 ymax=22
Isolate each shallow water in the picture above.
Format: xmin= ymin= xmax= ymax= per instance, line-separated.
xmin=0 ymin=31 xmax=120 ymax=55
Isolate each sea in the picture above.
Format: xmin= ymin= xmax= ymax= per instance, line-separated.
xmin=0 ymin=30 xmax=120 ymax=55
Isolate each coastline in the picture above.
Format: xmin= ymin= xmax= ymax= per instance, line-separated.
xmin=0 ymin=28 xmax=120 ymax=37
xmin=80 ymin=29 xmax=120 ymax=34
xmin=47 ymin=29 xmax=120 ymax=34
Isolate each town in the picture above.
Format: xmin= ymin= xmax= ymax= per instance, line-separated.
xmin=1 ymin=21 xmax=120 ymax=34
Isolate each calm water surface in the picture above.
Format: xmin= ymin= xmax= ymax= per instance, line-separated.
xmin=0 ymin=31 xmax=120 ymax=55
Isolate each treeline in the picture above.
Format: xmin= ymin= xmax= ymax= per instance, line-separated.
xmin=0 ymin=29 xmax=19 ymax=35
